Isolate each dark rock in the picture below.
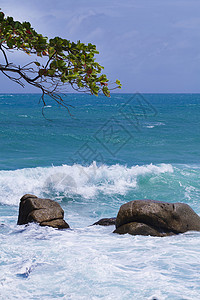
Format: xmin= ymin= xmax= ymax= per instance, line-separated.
xmin=114 ymin=199 xmax=200 ymax=236
xmin=92 ymin=217 xmax=116 ymax=226
xmin=20 ymin=194 xmax=38 ymax=202
xmin=27 ymin=207 xmax=63 ymax=224
xmin=17 ymin=194 xmax=70 ymax=229
xmin=114 ymin=222 xmax=174 ymax=237
xmin=40 ymin=219 xmax=69 ymax=229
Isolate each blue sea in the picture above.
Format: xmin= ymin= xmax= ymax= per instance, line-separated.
xmin=0 ymin=93 xmax=200 ymax=299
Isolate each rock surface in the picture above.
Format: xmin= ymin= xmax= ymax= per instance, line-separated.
xmin=17 ymin=194 xmax=70 ymax=229
xmin=114 ymin=199 xmax=200 ymax=236
xmin=92 ymin=217 xmax=116 ymax=226
xmin=114 ymin=222 xmax=174 ymax=237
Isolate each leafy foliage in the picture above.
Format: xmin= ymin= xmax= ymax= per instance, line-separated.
xmin=0 ymin=10 xmax=121 ymax=110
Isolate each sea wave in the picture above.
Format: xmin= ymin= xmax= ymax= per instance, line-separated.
xmin=0 ymin=163 xmax=173 ymax=205
xmin=143 ymin=122 xmax=165 ymax=128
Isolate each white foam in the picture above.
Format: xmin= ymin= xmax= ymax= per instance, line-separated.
xmin=18 ymin=115 xmax=28 ymax=118
xmin=144 ymin=122 xmax=165 ymax=128
xmin=0 ymin=163 xmax=173 ymax=205
xmin=1 ymin=222 xmax=200 ymax=299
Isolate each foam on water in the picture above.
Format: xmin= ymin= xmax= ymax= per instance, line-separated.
xmin=0 ymin=162 xmax=173 ymax=205
xmin=0 ymin=222 xmax=200 ymax=299
xmin=143 ymin=122 xmax=165 ymax=128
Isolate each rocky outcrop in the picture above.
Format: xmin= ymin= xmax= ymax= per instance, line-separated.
xmin=17 ymin=194 xmax=70 ymax=229
xmin=92 ymin=217 xmax=116 ymax=226
xmin=17 ymin=196 xmax=200 ymax=235
xmin=114 ymin=200 xmax=200 ymax=236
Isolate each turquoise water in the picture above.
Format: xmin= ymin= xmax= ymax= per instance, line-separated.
xmin=0 ymin=93 xmax=200 ymax=299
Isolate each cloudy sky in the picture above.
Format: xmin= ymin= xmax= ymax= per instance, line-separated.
xmin=1 ymin=0 xmax=200 ymax=93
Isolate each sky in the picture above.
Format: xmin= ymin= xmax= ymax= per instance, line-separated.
xmin=1 ymin=0 xmax=200 ymax=93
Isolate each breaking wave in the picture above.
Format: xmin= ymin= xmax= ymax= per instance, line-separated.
xmin=0 ymin=163 xmax=173 ymax=205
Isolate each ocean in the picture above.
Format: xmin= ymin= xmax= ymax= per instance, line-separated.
xmin=0 ymin=93 xmax=200 ymax=299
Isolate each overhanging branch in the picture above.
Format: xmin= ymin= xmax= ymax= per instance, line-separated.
xmin=0 ymin=44 xmax=9 ymax=66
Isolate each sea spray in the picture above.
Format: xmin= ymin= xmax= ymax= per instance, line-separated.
xmin=0 ymin=163 xmax=173 ymax=205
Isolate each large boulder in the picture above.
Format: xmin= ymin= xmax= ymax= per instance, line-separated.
xmin=114 ymin=200 xmax=200 ymax=236
xmin=17 ymin=194 xmax=70 ymax=229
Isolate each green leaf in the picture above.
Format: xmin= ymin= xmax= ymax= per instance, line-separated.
xmin=116 ymin=79 xmax=122 ymax=86
xmin=0 ymin=9 xmax=121 ymax=102
xmin=48 ymin=47 xmax=55 ymax=56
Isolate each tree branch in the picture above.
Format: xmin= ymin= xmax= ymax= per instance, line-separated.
xmin=0 ymin=44 xmax=9 ymax=66
xmin=0 ymin=9 xmax=121 ymax=113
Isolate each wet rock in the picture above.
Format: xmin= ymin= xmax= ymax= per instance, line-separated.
xmin=40 ymin=219 xmax=69 ymax=229
xmin=114 ymin=222 xmax=174 ymax=237
xmin=114 ymin=199 xmax=200 ymax=236
xmin=17 ymin=194 xmax=70 ymax=229
xmin=92 ymin=217 xmax=116 ymax=226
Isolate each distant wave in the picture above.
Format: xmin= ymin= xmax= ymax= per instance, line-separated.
xmin=0 ymin=163 xmax=173 ymax=205
xmin=18 ymin=114 xmax=28 ymax=118
xmin=143 ymin=122 xmax=165 ymax=128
